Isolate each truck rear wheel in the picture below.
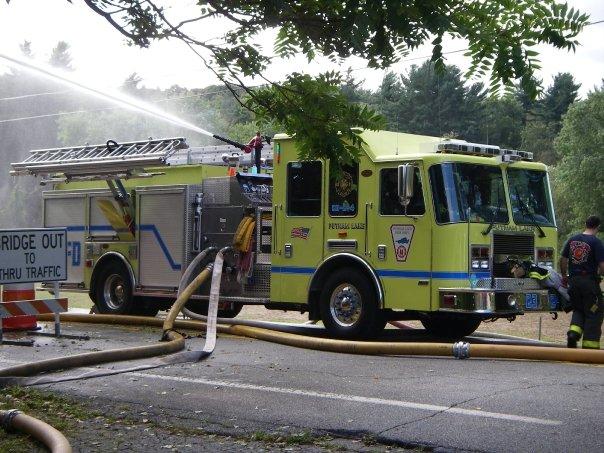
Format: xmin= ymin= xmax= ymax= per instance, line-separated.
xmin=93 ymin=261 xmax=135 ymax=315
xmin=421 ymin=313 xmax=481 ymax=339
xmin=320 ymin=268 xmax=381 ymax=339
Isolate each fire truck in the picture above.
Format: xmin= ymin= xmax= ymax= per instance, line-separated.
xmin=11 ymin=130 xmax=560 ymax=339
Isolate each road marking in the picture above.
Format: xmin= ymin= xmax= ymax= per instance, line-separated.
xmin=0 ymin=358 xmax=561 ymax=426
xmin=129 ymin=371 xmax=561 ymax=426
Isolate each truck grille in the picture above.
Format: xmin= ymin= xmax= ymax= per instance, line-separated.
xmin=492 ymin=233 xmax=534 ymax=277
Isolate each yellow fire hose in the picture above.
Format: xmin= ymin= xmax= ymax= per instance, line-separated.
xmin=4 ymin=313 xmax=601 ymax=365
xmin=0 ymin=266 xmax=212 ymax=378
xmin=0 ymin=409 xmax=72 ymax=453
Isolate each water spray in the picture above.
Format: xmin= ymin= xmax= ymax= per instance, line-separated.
xmin=0 ymin=53 xmax=269 ymax=171
xmin=0 ymin=52 xmax=213 ymax=137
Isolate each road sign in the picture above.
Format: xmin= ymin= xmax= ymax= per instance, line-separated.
xmin=0 ymin=228 xmax=67 ymax=284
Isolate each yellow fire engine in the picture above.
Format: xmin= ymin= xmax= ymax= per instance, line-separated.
xmin=11 ymin=130 xmax=560 ymax=339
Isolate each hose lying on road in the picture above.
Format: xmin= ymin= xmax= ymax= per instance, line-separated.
xmin=0 ymin=264 xmax=214 ymax=378
xmin=0 ymin=409 xmax=72 ymax=453
xmin=1 ymin=245 xmax=604 ymax=382
xmin=5 ymin=313 xmax=603 ymax=366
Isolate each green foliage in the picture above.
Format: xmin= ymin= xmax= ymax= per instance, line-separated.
xmin=71 ymin=0 xmax=588 ymax=164
xmin=553 ymin=88 xmax=604 ymax=242
xmin=541 ymin=72 xmax=581 ymax=128
xmin=517 ymin=73 xmax=580 ymax=165
xmin=478 ymin=96 xmax=524 ymax=148
xmin=246 ymin=72 xmax=386 ymax=172
xmin=371 ymin=61 xmax=485 ymax=141
xmin=80 ymin=1 xmax=587 ymax=96
xmin=521 ymin=120 xmax=557 ymax=165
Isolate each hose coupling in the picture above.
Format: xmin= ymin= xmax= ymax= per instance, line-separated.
xmin=0 ymin=409 xmax=21 ymax=432
xmin=453 ymin=341 xmax=470 ymax=359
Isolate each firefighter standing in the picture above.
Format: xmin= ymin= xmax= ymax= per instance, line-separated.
xmin=559 ymin=215 xmax=604 ymax=349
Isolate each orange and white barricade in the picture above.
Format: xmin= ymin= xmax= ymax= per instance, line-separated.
xmin=0 ymin=295 xmax=68 ymax=343
xmin=1 ymin=282 xmax=37 ymax=330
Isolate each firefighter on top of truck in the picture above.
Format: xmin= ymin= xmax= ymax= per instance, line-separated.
xmin=560 ymin=215 xmax=604 ymax=349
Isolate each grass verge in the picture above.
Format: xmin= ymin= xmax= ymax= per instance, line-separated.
xmin=0 ymin=387 xmax=98 ymax=453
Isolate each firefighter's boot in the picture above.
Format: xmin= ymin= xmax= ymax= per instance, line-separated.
xmin=567 ymin=329 xmax=581 ymax=348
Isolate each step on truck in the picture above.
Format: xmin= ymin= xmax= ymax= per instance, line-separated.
xmin=11 ymin=130 xmax=561 ymax=339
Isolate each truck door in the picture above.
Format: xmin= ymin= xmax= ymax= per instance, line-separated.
xmin=368 ymin=163 xmax=432 ymax=311
xmin=272 ymin=160 xmax=325 ymax=303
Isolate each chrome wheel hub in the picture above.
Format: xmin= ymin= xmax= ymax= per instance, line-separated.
xmin=104 ymin=274 xmax=126 ymax=310
xmin=329 ymin=283 xmax=362 ymax=327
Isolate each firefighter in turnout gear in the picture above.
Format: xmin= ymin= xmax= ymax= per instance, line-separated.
xmin=560 ymin=216 xmax=604 ymax=349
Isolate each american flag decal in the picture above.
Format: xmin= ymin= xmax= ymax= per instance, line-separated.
xmin=291 ymin=227 xmax=310 ymax=239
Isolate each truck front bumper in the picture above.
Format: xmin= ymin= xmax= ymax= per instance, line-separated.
xmin=438 ymin=287 xmax=560 ymax=315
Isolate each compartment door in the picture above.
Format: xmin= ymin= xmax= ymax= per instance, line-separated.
xmin=138 ymin=187 xmax=186 ymax=288
xmin=44 ymin=193 xmax=86 ymax=285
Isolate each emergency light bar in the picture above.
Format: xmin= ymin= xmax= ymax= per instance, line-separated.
xmin=437 ymin=139 xmax=533 ymax=161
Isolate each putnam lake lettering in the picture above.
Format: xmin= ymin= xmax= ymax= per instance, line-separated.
xmin=328 ymin=223 xmax=365 ymax=230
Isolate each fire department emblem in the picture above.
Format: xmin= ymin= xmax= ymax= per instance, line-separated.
xmin=570 ymin=240 xmax=591 ymax=264
xmin=334 ymin=171 xmax=354 ymax=198
xmin=390 ymin=225 xmax=415 ymax=262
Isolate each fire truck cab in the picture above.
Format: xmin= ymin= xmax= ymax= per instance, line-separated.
xmin=271 ymin=130 xmax=558 ymax=338
xmin=12 ymin=130 xmax=560 ymax=339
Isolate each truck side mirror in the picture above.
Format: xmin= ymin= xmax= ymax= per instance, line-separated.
xmin=397 ymin=164 xmax=415 ymax=207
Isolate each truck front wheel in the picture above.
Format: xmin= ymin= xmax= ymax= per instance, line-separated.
xmin=421 ymin=313 xmax=481 ymax=339
xmin=93 ymin=262 xmax=135 ymax=315
xmin=320 ymin=268 xmax=382 ymax=339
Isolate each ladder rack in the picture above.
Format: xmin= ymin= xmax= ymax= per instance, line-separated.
xmin=10 ymin=137 xmax=188 ymax=180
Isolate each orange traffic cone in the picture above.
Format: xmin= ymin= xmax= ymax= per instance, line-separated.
xmin=2 ymin=282 xmax=37 ymax=330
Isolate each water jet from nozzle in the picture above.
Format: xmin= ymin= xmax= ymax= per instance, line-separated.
xmin=0 ymin=53 xmax=214 ymax=137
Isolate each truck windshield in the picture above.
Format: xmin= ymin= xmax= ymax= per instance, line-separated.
xmin=429 ymin=163 xmax=508 ymax=224
xmin=507 ymin=168 xmax=555 ymax=226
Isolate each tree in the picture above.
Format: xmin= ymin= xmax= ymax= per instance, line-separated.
xmin=520 ymin=120 xmax=557 ymax=165
xmin=48 ymin=41 xmax=73 ymax=70
xmin=518 ymin=73 xmax=581 ymax=164
xmin=478 ymin=96 xmax=524 ymax=149
xmin=122 ymin=72 xmax=143 ymax=92
xmin=540 ymin=72 xmax=581 ymax=129
xmin=387 ymin=61 xmax=485 ymax=140
xmin=374 ymin=72 xmax=404 ymax=131
xmin=49 ymin=0 xmax=588 ymax=165
xmin=552 ymin=87 xmax=604 ymax=243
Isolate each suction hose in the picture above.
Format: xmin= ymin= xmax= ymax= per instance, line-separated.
xmin=0 ymin=409 xmax=72 ymax=453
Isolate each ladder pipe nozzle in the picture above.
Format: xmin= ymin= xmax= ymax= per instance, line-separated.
xmin=212 ymin=134 xmax=248 ymax=151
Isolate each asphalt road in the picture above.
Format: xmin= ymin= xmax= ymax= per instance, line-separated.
xmin=1 ymin=321 xmax=603 ymax=452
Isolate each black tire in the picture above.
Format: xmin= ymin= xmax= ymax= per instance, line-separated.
xmin=92 ymin=261 xmax=135 ymax=315
xmin=186 ymin=300 xmax=243 ymax=319
xmin=421 ymin=313 xmax=481 ymax=339
xmin=319 ymin=268 xmax=381 ymax=339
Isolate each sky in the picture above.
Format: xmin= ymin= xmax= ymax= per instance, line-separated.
xmin=0 ymin=0 xmax=603 ymax=97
